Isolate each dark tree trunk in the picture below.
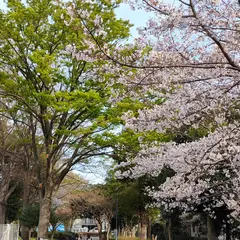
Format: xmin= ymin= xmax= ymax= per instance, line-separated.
xmin=37 ymin=189 xmax=52 ymax=240
xmin=147 ymin=218 xmax=152 ymax=240
xmin=101 ymin=232 xmax=107 ymax=240
xmin=21 ymin=177 xmax=31 ymax=240
xmin=167 ymin=217 xmax=173 ymax=240
xmin=21 ymin=225 xmax=31 ymax=240
xmin=207 ymin=215 xmax=217 ymax=240
xmin=226 ymin=222 xmax=231 ymax=240
xmin=0 ymin=202 xmax=6 ymax=224
xmin=97 ymin=222 xmax=104 ymax=240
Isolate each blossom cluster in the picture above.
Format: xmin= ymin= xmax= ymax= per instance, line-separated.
xmin=116 ymin=0 xmax=240 ymax=220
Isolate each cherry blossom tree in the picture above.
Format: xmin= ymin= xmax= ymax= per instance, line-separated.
xmin=114 ymin=1 xmax=240 ymax=239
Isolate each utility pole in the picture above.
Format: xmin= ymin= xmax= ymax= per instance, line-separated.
xmin=116 ymin=195 xmax=118 ymax=240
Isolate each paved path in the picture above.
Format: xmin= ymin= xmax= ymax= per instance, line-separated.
xmin=79 ymin=237 xmax=99 ymax=240
xmin=91 ymin=237 xmax=99 ymax=240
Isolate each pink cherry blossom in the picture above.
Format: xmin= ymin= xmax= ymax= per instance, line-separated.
xmin=116 ymin=0 xmax=240 ymax=219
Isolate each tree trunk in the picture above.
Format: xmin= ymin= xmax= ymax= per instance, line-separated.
xmin=139 ymin=214 xmax=148 ymax=240
xmin=142 ymin=223 xmax=148 ymax=240
xmin=101 ymin=232 xmax=107 ymax=240
xmin=106 ymin=227 xmax=110 ymax=240
xmin=167 ymin=218 xmax=173 ymax=240
xmin=21 ymin=225 xmax=30 ymax=240
xmin=37 ymin=191 xmax=52 ymax=240
xmin=131 ymin=226 xmax=136 ymax=238
xmin=120 ymin=227 xmax=124 ymax=236
xmin=97 ymin=222 xmax=104 ymax=240
xmin=226 ymin=222 xmax=231 ymax=240
xmin=21 ymin=164 xmax=31 ymax=240
xmin=207 ymin=215 xmax=217 ymax=240
xmin=147 ymin=218 xmax=152 ymax=240
xmin=29 ymin=229 xmax=32 ymax=240
xmin=106 ymin=220 xmax=111 ymax=240
xmin=0 ymin=202 xmax=6 ymax=224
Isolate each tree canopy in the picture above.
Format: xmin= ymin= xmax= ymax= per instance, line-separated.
xmin=0 ymin=0 xmax=135 ymax=238
xmin=114 ymin=0 xmax=240 ymax=239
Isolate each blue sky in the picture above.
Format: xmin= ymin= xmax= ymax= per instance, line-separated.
xmin=115 ymin=3 xmax=152 ymax=37
xmin=0 ymin=1 xmax=6 ymax=9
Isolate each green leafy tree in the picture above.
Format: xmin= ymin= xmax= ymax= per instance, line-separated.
xmin=0 ymin=0 xmax=133 ymax=238
xmin=20 ymin=203 xmax=40 ymax=230
xmin=20 ymin=203 xmax=60 ymax=239
xmin=6 ymin=183 xmax=23 ymax=223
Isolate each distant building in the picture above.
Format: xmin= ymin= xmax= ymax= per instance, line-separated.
xmin=71 ymin=218 xmax=108 ymax=233
xmin=71 ymin=218 xmax=94 ymax=233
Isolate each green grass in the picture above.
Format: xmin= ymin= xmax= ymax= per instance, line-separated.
xmin=18 ymin=238 xmax=36 ymax=240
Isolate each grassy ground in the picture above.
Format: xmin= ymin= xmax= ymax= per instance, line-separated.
xmin=18 ymin=238 xmax=36 ymax=240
